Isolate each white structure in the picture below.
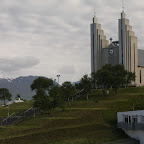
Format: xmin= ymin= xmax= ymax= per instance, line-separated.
xmin=14 ymin=98 xmax=24 ymax=103
xmin=6 ymin=98 xmax=24 ymax=105
xmin=117 ymin=110 xmax=144 ymax=144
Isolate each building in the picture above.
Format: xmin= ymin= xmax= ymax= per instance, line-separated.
xmin=90 ymin=10 xmax=144 ymax=86
xmin=117 ymin=110 xmax=144 ymax=144
xmin=6 ymin=98 xmax=24 ymax=105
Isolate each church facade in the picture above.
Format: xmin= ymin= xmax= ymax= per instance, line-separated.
xmin=91 ymin=11 xmax=144 ymax=86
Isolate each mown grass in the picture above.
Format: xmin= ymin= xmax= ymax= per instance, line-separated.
xmin=0 ymin=87 xmax=143 ymax=144
xmin=119 ymin=87 xmax=144 ymax=93
xmin=0 ymin=101 xmax=33 ymax=117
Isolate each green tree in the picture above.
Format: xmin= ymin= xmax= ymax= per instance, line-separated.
xmin=111 ymin=65 xmax=135 ymax=93
xmin=76 ymin=75 xmax=92 ymax=100
xmin=125 ymin=71 xmax=136 ymax=86
xmin=31 ymin=77 xmax=53 ymax=91
xmin=0 ymin=88 xmax=12 ymax=105
xmin=15 ymin=94 xmax=21 ymax=100
xmin=92 ymin=64 xmax=113 ymax=96
xmin=49 ymin=86 xmax=65 ymax=111
xmin=61 ymin=81 xmax=76 ymax=107
xmin=33 ymin=88 xmax=49 ymax=111
xmin=92 ymin=64 xmax=136 ymax=95
xmin=31 ymin=77 xmax=64 ymax=116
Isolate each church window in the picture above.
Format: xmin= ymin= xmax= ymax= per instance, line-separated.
xmin=140 ymin=70 xmax=142 ymax=83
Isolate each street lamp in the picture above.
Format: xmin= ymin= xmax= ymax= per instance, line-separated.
xmin=57 ymin=75 xmax=60 ymax=84
xmin=7 ymin=104 xmax=9 ymax=117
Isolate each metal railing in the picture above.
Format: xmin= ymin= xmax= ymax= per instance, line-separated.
xmin=22 ymin=107 xmax=36 ymax=117
xmin=1 ymin=112 xmax=15 ymax=122
xmin=118 ymin=122 xmax=144 ymax=130
xmin=0 ymin=113 xmax=19 ymax=126
xmin=0 ymin=107 xmax=37 ymax=126
xmin=23 ymin=107 xmax=32 ymax=116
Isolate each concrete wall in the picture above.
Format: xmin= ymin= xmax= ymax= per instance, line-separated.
xmin=117 ymin=110 xmax=144 ymax=123
xmin=124 ymin=130 xmax=144 ymax=144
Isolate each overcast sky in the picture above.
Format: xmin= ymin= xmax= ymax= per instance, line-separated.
xmin=0 ymin=0 xmax=144 ymax=83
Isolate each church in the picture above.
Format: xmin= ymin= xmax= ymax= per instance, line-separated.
xmin=90 ymin=10 xmax=144 ymax=86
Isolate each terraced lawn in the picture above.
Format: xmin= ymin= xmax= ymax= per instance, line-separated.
xmin=0 ymin=87 xmax=144 ymax=144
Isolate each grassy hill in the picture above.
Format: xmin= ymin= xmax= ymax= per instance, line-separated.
xmin=0 ymin=87 xmax=144 ymax=144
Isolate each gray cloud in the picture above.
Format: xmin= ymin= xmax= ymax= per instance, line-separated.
xmin=0 ymin=56 xmax=40 ymax=72
xmin=0 ymin=0 xmax=143 ymax=83
xmin=58 ymin=65 xmax=76 ymax=75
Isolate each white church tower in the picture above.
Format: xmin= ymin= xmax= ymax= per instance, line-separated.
xmin=90 ymin=14 xmax=109 ymax=73
xmin=118 ymin=11 xmax=138 ymax=74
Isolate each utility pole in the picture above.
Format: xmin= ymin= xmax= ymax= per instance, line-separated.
xmin=7 ymin=105 xmax=9 ymax=117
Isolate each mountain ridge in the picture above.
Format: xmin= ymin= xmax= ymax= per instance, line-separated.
xmin=0 ymin=76 xmax=50 ymax=101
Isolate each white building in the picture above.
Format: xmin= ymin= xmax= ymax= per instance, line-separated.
xmin=117 ymin=110 xmax=144 ymax=144
xmin=6 ymin=98 xmax=24 ymax=105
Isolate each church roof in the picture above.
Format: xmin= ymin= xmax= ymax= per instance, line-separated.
xmin=107 ymin=41 xmax=119 ymax=48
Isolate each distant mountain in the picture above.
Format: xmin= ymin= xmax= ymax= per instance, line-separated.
xmin=0 ymin=76 xmax=58 ymax=101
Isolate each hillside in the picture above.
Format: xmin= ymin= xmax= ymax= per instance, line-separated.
xmin=0 ymin=87 xmax=143 ymax=144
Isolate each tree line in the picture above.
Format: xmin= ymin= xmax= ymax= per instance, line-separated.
xmin=31 ymin=64 xmax=136 ymax=115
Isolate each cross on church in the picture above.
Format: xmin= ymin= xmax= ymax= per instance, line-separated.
xmin=109 ymin=38 xmax=113 ymax=43
xmin=94 ymin=8 xmax=96 ymax=17
xmin=122 ymin=0 xmax=125 ymax=11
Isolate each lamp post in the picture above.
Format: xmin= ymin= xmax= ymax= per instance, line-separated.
xmin=57 ymin=75 xmax=60 ymax=84
xmin=7 ymin=104 xmax=9 ymax=117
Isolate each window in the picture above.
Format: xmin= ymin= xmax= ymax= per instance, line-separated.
xmin=132 ymin=115 xmax=138 ymax=123
xmin=129 ymin=116 xmax=131 ymax=123
xmin=140 ymin=70 xmax=142 ymax=83
xmin=124 ymin=116 xmax=128 ymax=123
xmin=141 ymin=116 xmax=144 ymax=123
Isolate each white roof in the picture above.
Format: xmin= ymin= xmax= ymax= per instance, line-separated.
xmin=118 ymin=110 xmax=144 ymax=116
xmin=14 ymin=98 xmax=24 ymax=103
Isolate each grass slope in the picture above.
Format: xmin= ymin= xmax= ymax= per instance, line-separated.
xmin=0 ymin=87 xmax=144 ymax=144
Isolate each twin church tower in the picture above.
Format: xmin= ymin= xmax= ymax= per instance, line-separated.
xmin=90 ymin=10 xmax=144 ymax=86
